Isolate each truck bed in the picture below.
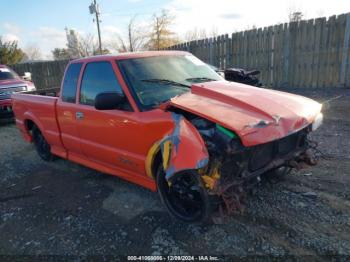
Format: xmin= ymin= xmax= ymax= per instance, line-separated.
xmin=25 ymin=87 xmax=60 ymax=97
xmin=12 ymin=90 xmax=63 ymax=152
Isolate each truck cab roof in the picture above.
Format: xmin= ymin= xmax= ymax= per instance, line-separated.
xmin=71 ymin=51 xmax=190 ymax=63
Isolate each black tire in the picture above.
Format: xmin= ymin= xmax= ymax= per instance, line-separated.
xmin=32 ymin=126 xmax=54 ymax=161
xmin=265 ymin=166 xmax=291 ymax=183
xmin=156 ymin=165 xmax=217 ymax=223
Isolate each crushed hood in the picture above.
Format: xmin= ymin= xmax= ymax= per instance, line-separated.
xmin=169 ymin=81 xmax=322 ymax=147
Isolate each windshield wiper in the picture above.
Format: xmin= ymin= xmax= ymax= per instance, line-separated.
xmin=141 ymin=78 xmax=190 ymax=88
xmin=186 ymin=77 xmax=217 ymax=83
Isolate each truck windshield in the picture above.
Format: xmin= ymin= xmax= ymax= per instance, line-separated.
xmin=117 ymin=55 xmax=222 ymax=110
xmin=0 ymin=67 xmax=19 ymax=81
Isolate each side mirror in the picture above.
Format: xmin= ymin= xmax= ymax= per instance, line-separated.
xmin=22 ymin=72 xmax=32 ymax=81
xmin=95 ymin=92 xmax=126 ymax=110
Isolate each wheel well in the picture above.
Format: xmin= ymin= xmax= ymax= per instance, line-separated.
xmin=25 ymin=119 xmax=36 ymax=134
xmin=152 ymin=150 xmax=163 ymax=179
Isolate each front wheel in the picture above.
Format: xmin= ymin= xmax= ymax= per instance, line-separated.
xmin=32 ymin=126 xmax=54 ymax=161
xmin=156 ymin=166 xmax=216 ymax=223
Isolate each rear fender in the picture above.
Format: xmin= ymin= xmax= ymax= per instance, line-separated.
xmin=19 ymin=112 xmax=45 ymax=142
xmin=24 ymin=112 xmax=45 ymax=129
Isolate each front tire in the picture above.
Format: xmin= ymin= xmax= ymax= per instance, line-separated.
xmin=32 ymin=126 xmax=54 ymax=161
xmin=266 ymin=166 xmax=291 ymax=179
xmin=156 ymin=166 xmax=215 ymax=223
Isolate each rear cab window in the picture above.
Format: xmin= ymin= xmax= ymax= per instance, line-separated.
xmin=80 ymin=61 xmax=132 ymax=111
xmin=61 ymin=63 xmax=82 ymax=103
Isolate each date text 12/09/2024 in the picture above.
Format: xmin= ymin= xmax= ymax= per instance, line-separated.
xmin=127 ymin=256 xmax=220 ymax=261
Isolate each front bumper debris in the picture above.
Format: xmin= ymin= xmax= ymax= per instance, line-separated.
xmin=201 ymin=127 xmax=319 ymax=222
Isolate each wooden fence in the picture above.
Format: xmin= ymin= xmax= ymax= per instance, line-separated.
xmin=166 ymin=13 xmax=350 ymax=88
xmin=10 ymin=12 xmax=350 ymax=89
xmin=11 ymin=60 xmax=69 ymax=90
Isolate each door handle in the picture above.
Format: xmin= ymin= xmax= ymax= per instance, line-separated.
xmin=76 ymin=112 xmax=84 ymax=120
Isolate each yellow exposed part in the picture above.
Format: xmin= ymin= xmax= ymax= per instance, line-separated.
xmin=202 ymin=175 xmax=216 ymax=189
xmin=145 ymin=141 xmax=160 ymax=179
xmin=162 ymin=140 xmax=172 ymax=170
xmin=202 ymin=167 xmax=220 ymax=189
xmin=212 ymin=167 xmax=220 ymax=180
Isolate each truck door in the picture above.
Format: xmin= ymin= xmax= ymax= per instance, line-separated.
xmin=75 ymin=61 xmax=147 ymax=174
xmin=56 ymin=62 xmax=84 ymax=156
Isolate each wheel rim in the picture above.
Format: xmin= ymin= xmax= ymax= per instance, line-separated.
xmin=161 ymin=171 xmax=206 ymax=221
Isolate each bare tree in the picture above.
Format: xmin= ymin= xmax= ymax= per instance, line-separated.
xmin=111 ymin=34 xmax=128 ymax=53
xmin=52 ymin=48 xmax=70 ymax=60
xmin=147 ymin=9 xmax=179 ymax=50
xmin=23 ymin=44 xmax=42 ymax=61
xmin=184 ymin=28 xmax=207 ymax=42
xmin=289 ymin=12 xmax=303 ymax=22
xmin=109 ymin=17 xmax=148 ymax=53
xmin=66 ymin=28 xmax=108 ymax=58
xmin=77 ymin=33 xmax=99 ymax=57
xmin=287 ymin=5 xmax=305 ymax=23
xmin=184 ymin=26 xmax=219 ymax=42
xmin=244 ymin=24 xmax=258 ymax=30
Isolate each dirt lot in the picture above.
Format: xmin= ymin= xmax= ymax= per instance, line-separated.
xmin=0 ymin=87 xmax=349 ymax=259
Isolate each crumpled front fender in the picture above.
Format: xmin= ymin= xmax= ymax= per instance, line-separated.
xmin=157 ymin=113 xmax=209 ymax=181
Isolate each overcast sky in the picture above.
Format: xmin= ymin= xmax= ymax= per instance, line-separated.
xmin=0 ymin=0 xmax=349 ymax=59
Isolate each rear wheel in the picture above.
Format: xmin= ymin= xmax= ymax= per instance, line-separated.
xmin=156 ymin=166 xmax=216 ymax=223
xmin=32 ymin=126 xmax=54 ymax=161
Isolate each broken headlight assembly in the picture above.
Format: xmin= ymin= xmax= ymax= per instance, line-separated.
xmin=312 ymin=112 xmax=323 ymax=131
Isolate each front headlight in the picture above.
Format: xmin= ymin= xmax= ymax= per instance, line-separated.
xmin=312 ymin=112 xmax=323 ymax=131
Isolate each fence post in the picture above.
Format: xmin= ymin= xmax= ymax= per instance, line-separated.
xmin=340 ymin=13 xmax=350 ymax=86
xmin=224 ymin=34 xmax=229 ymax=68
xmin=282 ymin=23 xmax=289 ymax=87
xmin=207 ymin=38 xmax=211 ymax=65
xmin=313 ymin=18 xmax=323 ymax=88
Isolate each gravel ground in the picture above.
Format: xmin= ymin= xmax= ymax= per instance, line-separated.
xmin=0 ymin=87 xmax=349 ymax=260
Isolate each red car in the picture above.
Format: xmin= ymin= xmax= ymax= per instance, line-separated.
xmin=12 ymin=51 xmax=323 ymax=223
xmin=0 ymin=65 xmax=36 ymax=118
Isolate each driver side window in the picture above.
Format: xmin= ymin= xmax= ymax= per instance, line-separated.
xmin=80 ymin=61 xmax=132 ymax=111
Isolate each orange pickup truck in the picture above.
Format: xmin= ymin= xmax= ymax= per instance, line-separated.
xmin=12 ymin=51 xmax=323 ymax=223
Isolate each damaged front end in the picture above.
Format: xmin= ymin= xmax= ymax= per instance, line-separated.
xmin=153 ymin=108 xmax=320 ymax=223
xmin=188 ymin=115 xmax=319 ymax=219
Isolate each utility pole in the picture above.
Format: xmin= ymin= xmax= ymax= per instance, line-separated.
xmin=89 ymin=0 xmax=102 ymax=55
